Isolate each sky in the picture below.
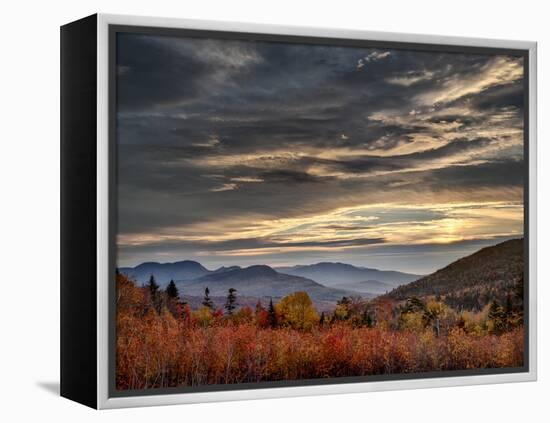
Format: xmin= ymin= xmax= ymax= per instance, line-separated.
xmin=115 ymin=32 xmax=525 ymax=274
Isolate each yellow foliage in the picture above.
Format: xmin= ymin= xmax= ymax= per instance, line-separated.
xmin=333 ymin=304 xmax=349 ymax=321
xmin=232 ymin=306 xmax=254 ymax=324
xmin=400 ymin=311 xmax=424 ymax=332
xmin=276 ymin=291 xmax=319 ymax=331
xmin=461 ymin=305 xmax=490 ymax=335
xmin=194 ymin=306 xmax=213 ymax=327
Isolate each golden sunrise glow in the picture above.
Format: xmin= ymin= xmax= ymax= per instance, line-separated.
xmin=118 ymin=200 xmax=523 ymax=259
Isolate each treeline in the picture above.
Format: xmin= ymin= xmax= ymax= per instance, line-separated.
xmin=116 ymin=273 xmax=524 ymax=390
xmin=127 ymin=271 xmax=523 ymax=337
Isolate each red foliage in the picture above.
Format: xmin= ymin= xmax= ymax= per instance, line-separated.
xmin=115 ymin=274 xmax=524 ymax=390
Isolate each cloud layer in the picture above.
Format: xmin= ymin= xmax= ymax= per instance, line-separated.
xmin=115 ymin=33 xmax=525 ymax=273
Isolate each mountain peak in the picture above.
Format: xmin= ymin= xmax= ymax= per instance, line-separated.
xmin=119 ymin=259 xmax=209 ymax=285
xmin=171 ymin=259 xmax=204 ymax=267
xmin=242 ymin=265 xmax=278 ymax=276
xmin=213 ymin=265 xmax=241 ymax=274
xmin=317 ymin=262 xmax=361 ymax=269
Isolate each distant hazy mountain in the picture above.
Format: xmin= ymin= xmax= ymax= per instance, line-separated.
xmin=385 ymin=239 xmax=524 ymax=310
xmin=118 ymin=260 xmax=209 ymax=285
xmin=212 ymin=266 xmax=241 ymax=274
xmin=179 ymin=265 xmax=359 ymax=301
xmin=119 ymin=259 xmax=417 ymax=301
xmin=275 ymin=262 xmax=421 ymax=294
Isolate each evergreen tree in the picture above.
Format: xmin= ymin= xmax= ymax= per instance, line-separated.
xmin=505 ymin=293 xmax=513 ymax=314
xmin=268 ymin=298 xmax=277 ymax=328
xmin=488 ymin=300 xmax=502 ymax=320
xmin=337 ymin=296 xmax=351 ymax=306
xmin=366 ymin=312 xmax=374 ymax=328
xmin=165 ymin=280 xmax=182 ymax=318
xmin=146 ymin=275 xmax=161 ymax=314
xmin=147 ymin=275 xmax=159 ymax=296
xmin=513 ymin=277 xmax=524 ymax=324
xmin=488 ymin=300 xmax=506 ymax=334
xmin=166 ymin=280 xmax=179 ymax=299
xmin=225 ymin=288 xmax=238 ymax=315
xmin=202 ymin=287 xmax=213 ymax=309
xmin=362 ymin=309 xmax=373 ymax=327
xmin=514 ymin=276 xmax=524 ymax=300
xmin=319 ymin=311 xmax=325 ymax=326
xmin=403 ymin=296 xmax=426 ymax=314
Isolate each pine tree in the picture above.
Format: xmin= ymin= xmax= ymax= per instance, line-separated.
xmin=366 ymin=312 xmax=373 ymax=328
xmin=165 ymin=280 xmax=182 ymax=318
xmin=146 ymin=275 xmax=162 ymax=314
xmin=362 ymin=309 xmax=373 ymax=327
xmin=202 ymin=287 xmax=213 ymax=309
xmin=488 ymin=300 xmax=502 ymax=320
xmin=514 ymin=276 xmax=524 ymax=302
xmin=512 ymin=276 xmax=524 ymax=325
xmin=225 ymin=288 xmax=237 ymax=315
xmin=319 ymin=311 xmax=325 ymax=326
xmin=166 ymin=280 xmax=179 ymax=299
xmin=268 ymin=298 xmax=277 ymax=328
xmin=337 ymin=296 xmax=351 ymax=306
xmin=505 ymin=293 xmax=513 ymax=314
xmin=403 ymin=296 xmax=426 ymax=314
xmin=488 ymin=300 xmax=506 ymax=334
xmin=147 ymin=275 xmax=159 ymax=296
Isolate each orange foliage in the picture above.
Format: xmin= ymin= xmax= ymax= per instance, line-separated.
xmin=115 ymin=274 xmax=524 ymax=390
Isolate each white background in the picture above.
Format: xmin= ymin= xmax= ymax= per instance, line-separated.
xmin=1 ymin=0 xmax=547 ymax=421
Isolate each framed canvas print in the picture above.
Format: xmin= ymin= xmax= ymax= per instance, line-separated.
xmin=60 ymin=13 xmax=537 ymax=409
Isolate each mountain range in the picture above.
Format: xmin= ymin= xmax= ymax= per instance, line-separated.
xmin=118 ymin=239 xmax=523 ymax=307
xmin=178 ymin=265 xmax=357 ymax=301
xmin=118 ymin=260 xmax=418 ymax=301
xmin=276 ymin=263 xmax=421 ymax=294
xmin=119 ymin=261 xmax=363 ymax=301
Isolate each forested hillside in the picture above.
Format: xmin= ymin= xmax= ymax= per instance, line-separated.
xmin=386 ymin=239 xmax=524 ymax=311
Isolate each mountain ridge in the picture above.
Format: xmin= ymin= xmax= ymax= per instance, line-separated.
xmin=178 ymin=264 xmax=361 ymax=302
xmin=384 ymin=238 xmax=524 ymax=310
xmin=275 ymin=262 xmax=422 ymax=294
xmin=119 ymin=260 xmax=209 ymax=284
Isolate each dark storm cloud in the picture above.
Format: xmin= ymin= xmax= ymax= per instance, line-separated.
xmin=424 ymin=159 xmax=524 ymax=189
xmin=117 ymin=34 xmax=207 ymax=111
xmin=115 ymin=32 xmax=525 ymax=268
xmin=470 ymin=81 xmax=524 ymax=111
xmin=117 ymin=35 xmax=523 ymax=158
xmin=116 ymin=35 xmax=494 ymax=151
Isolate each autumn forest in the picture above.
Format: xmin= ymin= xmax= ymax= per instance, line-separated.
xmin=116 ymin=240 xmax=525 ymax=391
